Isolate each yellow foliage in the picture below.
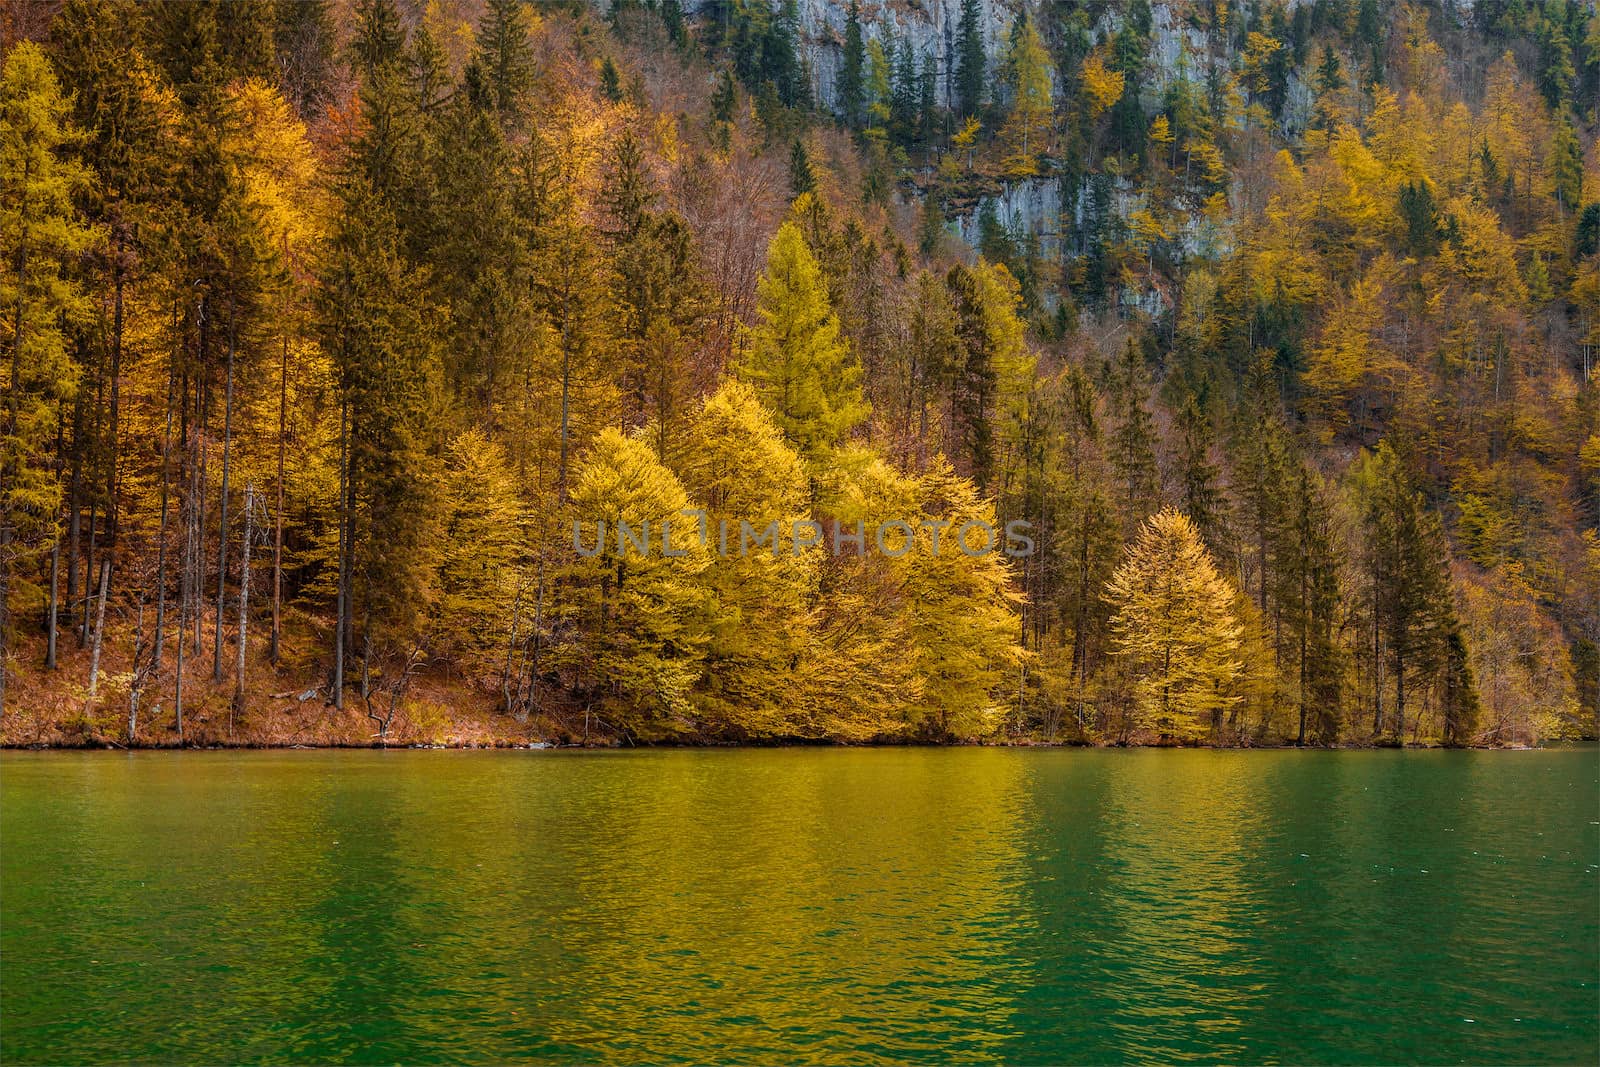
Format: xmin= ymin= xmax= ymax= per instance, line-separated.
xmin=1080 ymin=54 xmax=1124 ymax=119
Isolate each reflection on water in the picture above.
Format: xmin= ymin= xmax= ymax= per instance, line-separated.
xmin=1 ymin=748 xmax=1595 ymax=1065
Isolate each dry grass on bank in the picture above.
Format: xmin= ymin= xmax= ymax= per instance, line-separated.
xmin=1 ymin=613 xmax=573 ymax=749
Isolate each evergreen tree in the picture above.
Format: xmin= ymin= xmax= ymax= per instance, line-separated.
xmin=839 ymin=0 xmax=865 ymax=128
xmin=955 ymin=0 xmax=985 ymax=118
xmin=476 ymin=0 xmax=536 ymax=127
xmin=1278 ymin=465 xmax=1343 ymax=745
xmin=0 ymin=43 xmax=98 ymax=717
xmin=1104 ymin=339 xmax=1159 ymax=534
xmin=1359 ymin=440 xmax=1458 ymax=741
xmin=274 ymin=0 xmax=337 ymax=119
xmin=788 ymin=138 xmax=815 ymax=197
xmin=319 ymin=178 xmax=442 ymax=703
xmin=946 ymin=264 xmax=998 ymax=490
xmin=740 ymin=218 xmax=869 ymax=472
xmin=1173 ymin=389 xmax=1227 ymax=553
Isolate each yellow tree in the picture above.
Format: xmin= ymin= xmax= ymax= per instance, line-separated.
xmin=433 ymin=429 xmax=523 ymax=669
xmin=1 ymin=43 xmax=97 ymax=716
xmin=1080 ymin=54 xmax=1123 ymax=121
xmin=897 ymin=460 xmax=1025 ymax=739
xmin=1106 ymin=508 xmax=1243 ymax=741
xmin=668 ymin=379 xmax=818 ymax=737
xmin=1304 ymin=263 xmax=1404 ymax=440
xmin=999 ymin=10 xmax=1052 ymax=175
xmin=558 ymin=428 xmax=709 ymax=737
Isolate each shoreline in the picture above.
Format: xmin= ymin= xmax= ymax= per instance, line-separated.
xmin=2 ymin=737 xmax=1571 ymax=752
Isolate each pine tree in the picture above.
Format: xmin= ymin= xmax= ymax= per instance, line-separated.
xmin=1358 ymin=440 xmax=1458 ymax=741
xmin=998 ymin=7 xmax=1051 ymax=172
xmin=1278 ymin=464 xmax=1343 ymax=744
xmin=1104 ymin=338 xmax=1158 ymax=533
xmin=1173 ymin=389 xmax=1227 ymax=553
xmin=955 ymin=0 xmax=986 ymax=118
xmin=274 ymin=0 xmax=337 ymax=119
xmin=944 ymin=264 xmax=998 ymax=489
xmin=1106 ymin=508 xmax=1244 ymax=741
xmin=476 ymin=0 xmax=535 ymax=127
xmin=788 ymin=138 xmax=815 ymax=197
xmin=319 ymin=177 xmax=442 ymax=705
xmin=839 ymin=0 xmax=864 ymax=127
xmin=349 ymin=0 xmax=406 ymax=81
xmin=740 ymin=218 xmax=869 ymax=472
xmin=0 ymin=42 xmax=98 ymax=717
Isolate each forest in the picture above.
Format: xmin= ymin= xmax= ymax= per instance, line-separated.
xmin=1 ymin=0 xmax=1596 ymax=748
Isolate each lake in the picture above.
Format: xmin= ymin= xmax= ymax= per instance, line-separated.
xmin=1 ymin=748 xmax=1595 ymax=1065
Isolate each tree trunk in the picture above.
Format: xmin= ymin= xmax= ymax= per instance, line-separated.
xmin=45 ymin=531 xmax=60 ymax=669
xmin=214 ymin=305 xmax=235 ymax=682
xmin=153 ymin=355 xmax=175 ymax=666
xmin=272 ymin=332 xmax=286 ymax=664
xmin=332 ymin=397 xmax=348 ymax=709
xmin=0 ymin=527 xmax=9 ymax=720
xmin=235 ymin=484 xmax=253 ymax=716
xmin=85 ymin=556 xmax=110 ymax=704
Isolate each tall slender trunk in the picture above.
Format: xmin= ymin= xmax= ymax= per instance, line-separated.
xmin=1394 ymin=648 xmax=1406 ymax=747
xmin=79 ymin=498 xmax=96 ymax=646
xmin=85 ymin=558 xmax=110 ymax=710
xmin=235 ymin=483 xmax=253 ymax=715
xmin=45 ymin=532 xmax=60 ymax=669
xmin=272 ymin=332 xmax=286 ymax=664
xmin=106 ymin=236 xmax=123 ymax=556
xmin=152 ymin=354 xmax=175 ymax=665
xmin=65 ymin=449 xmax=80 ymax=642
xmin=214 ymin=303 xmax=235 ymax=682
xmin=332 ymin=397 xmax=347 ymax=709
xmin=1372 ymin=577 xmax=1383 ymax=737
xmin=0 ymin=160 xmax=31 ymax=718
xmin=558 ymin=290 xmax=573 ymax=502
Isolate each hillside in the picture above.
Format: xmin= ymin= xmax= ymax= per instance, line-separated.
xmin=1 ymin=0 xmax=1596 ymax=747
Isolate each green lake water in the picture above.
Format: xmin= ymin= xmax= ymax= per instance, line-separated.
xmin=1 ymin=748 xmax=1596 ymax=1065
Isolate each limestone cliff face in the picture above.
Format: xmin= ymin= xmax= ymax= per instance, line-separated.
xmin=641 ymin=1 xmax=1471 ymax=276
xmin=657 ymin=1 xmax=1021 ymax=114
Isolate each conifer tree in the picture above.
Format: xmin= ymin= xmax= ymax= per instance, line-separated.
xmin=740 ymin=217 xmax=869 ymax=473
xmin=1358 ymin=441 xmax=1459 ymax=741
xmin=897 ymin=460 xmax=1023 ymax=739
xmin=955 ymin=0 xmax=986 ymax=118
xmin=319 ymin=178 xmax=442 ymax=704
xmin=476 ymin=0 xmax=535 ymax=128
xmin=0 ymin=43 xmax=98 ymax=716
xmin=1106 ymin=508 xmax=1244 ymax=741
xmin=839 ymin=1 xmax=865 ymax=128
xmin=998 ymin=8 xmax=1051 ymax=172
xmin=1104 ymin=339 xmax=1159 ymax=534
xmin=559 ymin=428 xmax=709 ymax=737
xmin=669 ymin=380 xmax=816 ymax=736
xmin=434 ymin=430 xmax=522 ymax=667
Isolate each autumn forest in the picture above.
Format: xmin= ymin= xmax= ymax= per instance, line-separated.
xmin=2 ymin=0 xmax=1597 ymax=748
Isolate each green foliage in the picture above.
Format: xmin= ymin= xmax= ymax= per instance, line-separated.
xmin=1 ymin=42 xmax=97 ymax=633
xmin=740 ymin=216 xmax=869 ymax=472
